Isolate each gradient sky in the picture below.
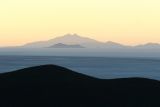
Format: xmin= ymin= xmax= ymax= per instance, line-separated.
xmin=0 ymin=0 xmax=160 ymax=46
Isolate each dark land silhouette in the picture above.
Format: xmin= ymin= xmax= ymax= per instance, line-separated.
xmin=0 ymin=65 xmax=160 ymax=107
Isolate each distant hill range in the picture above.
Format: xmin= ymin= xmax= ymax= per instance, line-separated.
xmin=0 ymin=65 xmax=160 ymax=107
xmin=22 ymin=33 xmax=160 ymax=48
xmin=1 ymin=34 xmax=160 ymax=57
xmin=49 ymin=43 xmax=85 ymax=48
xmin=135 ymin=43 xmax=160 ymax=48
xmin=23 ymin=34 xmax=126 ymax=48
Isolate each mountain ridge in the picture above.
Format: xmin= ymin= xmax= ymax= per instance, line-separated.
xmin=22 ymin=34 xmax=127 ymax=48
xmin=0 ymin=65 xmax=95 ymax=84
xmin=23 ymin=34 xmax=160 ymax=48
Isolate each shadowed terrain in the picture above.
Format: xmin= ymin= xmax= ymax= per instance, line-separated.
xmin=0 ymin=65 xmax=160 ymax=107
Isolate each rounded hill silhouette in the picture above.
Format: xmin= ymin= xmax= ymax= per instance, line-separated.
xmin=0 ymin=65 xmax=96 ymax=84
xmin=0 ymin=65 xmax=160 ymax=107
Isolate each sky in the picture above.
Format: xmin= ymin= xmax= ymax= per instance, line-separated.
xmin=0 ymin=0 xmax=160 ymax=46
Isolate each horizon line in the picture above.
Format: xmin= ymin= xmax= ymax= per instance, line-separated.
xmin=1 ymin=33 xmax=160 ymax=48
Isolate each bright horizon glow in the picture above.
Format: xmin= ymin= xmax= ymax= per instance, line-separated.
xmin=0 ymin=0 xmax=160 ymax=46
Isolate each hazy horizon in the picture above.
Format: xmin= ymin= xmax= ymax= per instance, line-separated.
xmin=1 ymin=0 xmax=160 ymax=46
xmin=1 ymin=33 xmax=160 ymax=47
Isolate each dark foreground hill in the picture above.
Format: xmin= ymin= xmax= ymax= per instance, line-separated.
xmin=0 ymin=65 xmax=160 ymax=107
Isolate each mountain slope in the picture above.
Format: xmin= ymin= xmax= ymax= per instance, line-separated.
xmin=4 ymin=33 xmax=160 ymax=49
xmin=23 ymin=34 xmax=126 ymax=48
xmin=23 ymin=34 xmax=104 ymax=48
xmin=105 ymin=41 xmax=126 ymax=48
xmin=49 ymin=43 xmax=85 ymax=48
xmin=0 ymin=65 xmax=95 ymax=84
xmin=0 ymin=65 xmax=160 ymax=107
xmin=136 ymin=43 xmax=160 ymax=48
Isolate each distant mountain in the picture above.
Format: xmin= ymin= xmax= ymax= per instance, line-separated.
xmin=23 ymin=33 xmax=160 ymax=49
xmin=23 ymin=34 xmax=101 ymax=48
xmin=1 ymin=65 xmax=160 ymax=107
xmin=105 ymin=41 xmax=126 ymax=48
xmin=49 ymin=43 xmax=85 ymax=48
xmin=136 ymin=43 xmax=160 ymax=48
xmin=23 ymin=34 xmax=125 ymax=48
